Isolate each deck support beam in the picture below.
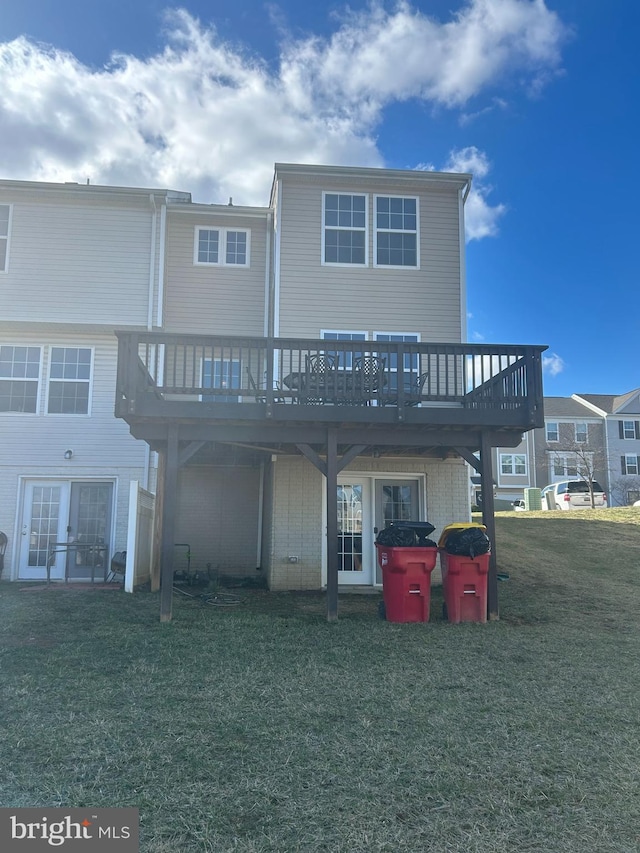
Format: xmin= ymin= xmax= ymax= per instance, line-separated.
xmin=326 ymin=428 xmax=339 ymax=622
xmin=159 ymin=424 xmax=179 ymax=622
xmin=480 ymin=431 xmax=499 ymax=621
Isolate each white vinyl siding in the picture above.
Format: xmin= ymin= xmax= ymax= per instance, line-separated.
xmin=0 ymin=203 xmax=11 ymax=272
xmin=322 ymin=193 xmax=367 ymax=266
xmin=194 ymin=227 xmax=250 ymax=267
xmin=0 ymin=345 xmax=41 ymax=413
xmin=277 ymin=178 xmax=462 ymax=341
xmin=374 ymin=196 xmax=419 ymax=268
xmin=46 ymin=347 xmax=93 ymax=415
xmin=0 ymin=194 xmax=159 ymax=325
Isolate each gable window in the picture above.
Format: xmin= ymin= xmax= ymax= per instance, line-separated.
xmin=0 ymin=204 xmax=11 ymax=272
xmin=621 ymin=455 xmax=640 ymax=475
xmin=575 ymin=422 xmax=588 ymax=443
xmin=194 ymin=228 xmax=250 ymax=267
xmin=0 ymin=345 xmax=41 ymax=413
xmin=620 ymin=420 xmax=640 ymax=440
xmin=47 ymin=347 xmax=92 ymax=414
xmin=322 ymin=194 xmax=367 ymax=265
xmin=374 ymin=196 xmax=418 ymax=267
xmin=546 ymin=422 xmax=559 ymax=442
xmin=500 ymin=454 xmax=527 ymax=475
xmin=202 ymin=358 xmax=241 ymax=403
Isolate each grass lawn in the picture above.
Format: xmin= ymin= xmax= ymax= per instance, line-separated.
xmin=1 ymin=508 xmax=639 ymax=852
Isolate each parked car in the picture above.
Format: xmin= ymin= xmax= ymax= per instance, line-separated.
xmin=512 ymin=500 xmax=526 ymax=511
xmin=541 ymin=480 xmax=607 ymax=510
xmin=633 ymin=499 xmax=640 ymax=507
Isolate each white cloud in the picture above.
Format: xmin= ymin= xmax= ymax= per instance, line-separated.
xmin=445 ymin=146 xmax=506 ymax=240
xmin=0 ymin=1 xmax=568 ymax=209
xmin=542 ymin=353 xmax=566 ymax=376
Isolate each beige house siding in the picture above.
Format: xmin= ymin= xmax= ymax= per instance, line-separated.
xmin=0 ymin=189 xmax=158 ymax=326
xmin=276 ymin=177 xmax=462 ymax=341
xmin=267 ymin=455 xmax=469 ymax=590
xmin=163 ymin=211 xmax=268 ymax=335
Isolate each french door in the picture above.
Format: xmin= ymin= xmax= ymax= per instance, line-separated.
xmin=333 ymin=476 xmax=421 ymax=586
xmin=18 ymin=481 xmax=113 ymax=580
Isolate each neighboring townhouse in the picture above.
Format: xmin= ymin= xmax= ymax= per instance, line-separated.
xmin=573 ymin=390 xmax=640 ymax=506
xmin=534 ymin=397 xmax=607 ymax=492
xmin=2 ymin=164 xmax=546 ymax=622
xmin=114 ymin=162 xmax=545 ymax=620
xmin=0 ymin=179 xmax=189 ymax=583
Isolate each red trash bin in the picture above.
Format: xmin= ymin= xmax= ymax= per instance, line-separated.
xmin=375 ymin=544 xmax=437 ymax=623
xmin=438 ymin=524 xmax=490 ymax=623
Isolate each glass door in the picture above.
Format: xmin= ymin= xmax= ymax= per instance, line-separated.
xmin=66 ymin=483 xmax=113 ymax=580
xmin=337 ymin=480 xmax=372 ymax=585
xmin=18 ymin=482 xmax=70 ymax=580
xmin=374 ymin=480 xmax=420 ymax=584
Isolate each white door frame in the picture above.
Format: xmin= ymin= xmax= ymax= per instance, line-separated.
xmin=322 ymin=472 xmax=426 ymax=588
xmin=14 ymin=477 xmax=118 ymax=581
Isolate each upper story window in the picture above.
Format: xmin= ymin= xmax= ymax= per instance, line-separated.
xmin=546 ymin=422 xmax=559 ymax=442
xmin=575 ymin=422 xmax=588 ymax=443
xmin=201 ymin=358 xmax=241 ymax=403
xmin=194 ymin=228 xmax=250 ymax=267
xmin=620 ymin=420 xmax=639 ymax=440
xmin=0 ymin=345 xmax=41 ymax=413
xmin=322 ymin=330 xmax=367 ymax=369
xmin=374 ymin=196 xmax=418 ymax=268
xmin=47 ymin=347 xmax=92 ymax=414
xmin=0 ymin=204 xmax=11 ymax=272
xmin=500 ymin=453 xmax=527 ymax=475
xmin=621 ymin=454 xmax=640 ymax=475
xmin=322 ymin=194 xmax=367 ymax=266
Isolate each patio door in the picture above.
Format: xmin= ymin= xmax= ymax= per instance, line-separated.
xmin=18 ymin=481 xmax=113 ymax=580
xmin=337 ymin=480 xmax=373 ymax=585
xmin=374 ymin=479 xmax=420 ymax=584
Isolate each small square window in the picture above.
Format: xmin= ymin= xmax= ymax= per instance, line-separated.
xmin=546 ymin=422 xmax=559 ymax=442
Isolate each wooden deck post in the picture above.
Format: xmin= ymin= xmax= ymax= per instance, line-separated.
xmin=159 ymin=424 xmax=179 ymax=622
xmin=326 ymin=427 xmax=339 ymax=622
xmin=480 ymin=431 xmax=499 ymax=621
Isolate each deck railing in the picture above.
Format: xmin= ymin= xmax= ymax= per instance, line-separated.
xmin=116 ymin=332 xmax=545 ymax=427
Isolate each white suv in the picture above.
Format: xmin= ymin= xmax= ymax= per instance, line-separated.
xmin=541 ymin=480 xmax=607 ymax=510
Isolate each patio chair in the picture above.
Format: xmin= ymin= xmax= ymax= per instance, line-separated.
xmin=382 ymin=371 xmax=428 ymax=407
xmin=353 ymin=355 xmax=386 ymax=403
xmin=246 ymin=368 xmax=286 ymax=404
xmin=303 ymin=353 xmax=338 ymax=404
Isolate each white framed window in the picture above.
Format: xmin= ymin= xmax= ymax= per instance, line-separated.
xmin=194 ymin=227 xmax=250 ymax=267
xmin=0 ymin=345 xmax=41 ymax=413
xmin=322 ymin=193 xmax=367 ymax=266
xmin=374 ymin=196 xmax=418 ymax=268
xmin=201 ymin=358 xmax=241 ymax=403
xmin=620 ymin=420 xmax=639 ymax=440
xmin=575 ymin=422 xmax=588 ymax=443
xmin=0 ymin=204 xmax=11 ymax=272
xmin=46 ymin=347 xmax=93 ymax=415
xmin=375 ymin=333 xmax=420 ymax=395
xmin=500 ymin=454 xmax=527 ymax=475
xmin=546 ymin=422 xmax=559 ymax=442
xmin=621 ymin=455 xmax=639 ymax=475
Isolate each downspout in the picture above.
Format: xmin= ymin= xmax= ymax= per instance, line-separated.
xmin=273 ymin=180 xmax=282 ymax=338
xmin=458 ymin=183 xmax=469 ymax=342
xmin=264 ymin=212 xmax=272 ymax=338
xmin=155 ymin=202 xmax=167 ymax=328
xmin=147 ymin=194 xmax=157 ymax=331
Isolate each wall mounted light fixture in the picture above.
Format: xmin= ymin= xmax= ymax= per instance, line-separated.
xmin=63 ymin=449 xmax=74 ymax=460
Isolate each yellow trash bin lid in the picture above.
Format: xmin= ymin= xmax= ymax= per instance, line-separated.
xmin=438 ymin=522 xmax=487 ymax=548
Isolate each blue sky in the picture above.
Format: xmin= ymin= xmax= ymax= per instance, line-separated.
xmin=1 ymin=1 xmax=638 ymax=396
